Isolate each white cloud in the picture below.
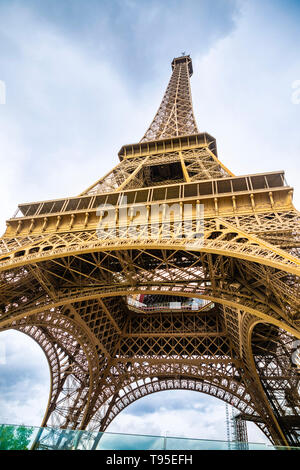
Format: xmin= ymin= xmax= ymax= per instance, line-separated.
xmin=0 ymin=330 xmax=50 ymax=427
xmin=0 ymin=5 xmax=150 ymax=234
xmin=107 ymin=391 xmax=269 ymax=444
xmin=0 ymin=329 xmax=269 ymax=444
xmin=192 ymin=0 xmax=300 ymax=208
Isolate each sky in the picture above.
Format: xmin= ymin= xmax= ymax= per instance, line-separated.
xmin=0 ymin=0 xmax=299 ymax=446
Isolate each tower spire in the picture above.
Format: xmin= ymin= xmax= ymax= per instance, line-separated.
xmin=141 ymin=55 xmax=199 ymax=142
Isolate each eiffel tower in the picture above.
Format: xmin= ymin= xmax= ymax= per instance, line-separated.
xmin=0 ymin=55 xmax=299 ymax=448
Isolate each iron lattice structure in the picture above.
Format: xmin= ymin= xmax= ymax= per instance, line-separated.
xmin=0 ymin=55 xmax=300 ymax=447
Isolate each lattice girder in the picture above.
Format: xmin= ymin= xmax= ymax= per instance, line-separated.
xmin=98 ymin=379 xmax=272 ymax=442
xmin=1 ymin=214 xmax=299 ymax=275
xmin=1 ymin=54 xmax=299 ymax=447
xmin=141 ymin=56 xmax=198 ymax=142
xmin=1 ymin=310 xmax=101 ymax=429
xmin=0 ymin=244 xmax=299 ymax=338
xmin=84 ymin=351 xmax=288 ymax=445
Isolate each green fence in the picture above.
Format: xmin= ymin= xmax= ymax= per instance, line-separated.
xmin=0 ymin=423 xmax=299 ymax=450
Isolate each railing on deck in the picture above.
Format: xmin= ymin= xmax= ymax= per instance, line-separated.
xmin=0 ymin=424 xmax=298 ymax=450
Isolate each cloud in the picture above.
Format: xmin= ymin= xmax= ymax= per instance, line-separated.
xmin=0 ymin=329 xmax=269 ymax=443
xmin=0 ymin=330 xmax=50 ymax=427
xmin=2 ymin=0 xmax=240 ymax=77
xmin=106 ymin=390 xmax=269 ymax=444
xmin=107 ymin=392 xmax=228 ymax=440
xmin=0 ymin=0 xmax=241 ymax=234
xmin=0 ymin=5 xmax=137 ymax=232
xmin=192 ymin=0 xmax=300 ymax=207
xmin=0 ymin=0 xmax=298 ymax=239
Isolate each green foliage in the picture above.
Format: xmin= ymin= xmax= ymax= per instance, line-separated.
xmin=0 ymin=424 xmax=34 ymax=450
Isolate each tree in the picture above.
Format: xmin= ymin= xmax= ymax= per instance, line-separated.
xmin=0 ymin=424 xmax=34 ymax=450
